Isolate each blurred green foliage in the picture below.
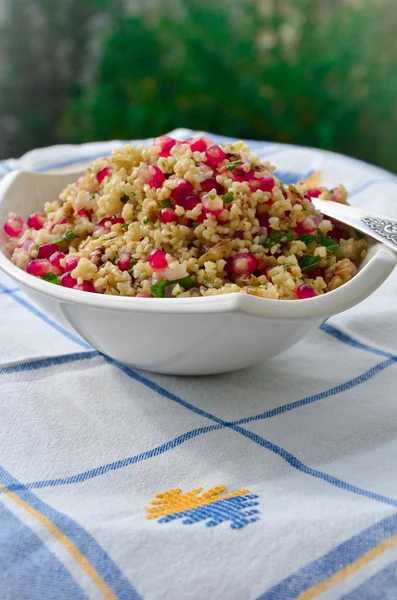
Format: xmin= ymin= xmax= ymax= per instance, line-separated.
xmin=1 ymin=0 xmax=397 ymax=173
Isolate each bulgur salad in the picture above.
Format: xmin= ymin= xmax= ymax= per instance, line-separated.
xmin=4 ymin=136 xmax=367 ymax=299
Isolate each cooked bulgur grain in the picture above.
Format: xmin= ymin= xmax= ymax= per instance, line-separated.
xmin=4 ymin=136 xmax=366 ymax=299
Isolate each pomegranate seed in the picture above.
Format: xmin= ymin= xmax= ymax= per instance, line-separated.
xmin=258 ymin=215 xmax=270 ymax=227
xmin=148 ymin=249 xmax=168 ymax=270
xmin=160 ymin=208 xmax=179 ymax=223
xmin=27 ymin=259 xmax=53 ymax=277
xmin=234 ymin=231 xmax=245 ymax=239
xmin=77 ymin=208 xmax=92 ymax=221
xmin=232 ymin=252 xmax=258 ymax=275
xmin=111 ymin=216 xmax=124 ymax=225
xmin=307 ymin=188 xmax=322 ymax=198
xmin=330 ymin=225 xmax=345 ymax=241
xmin=155 ymin=136 xmax=177 ymax=157
xmin=190 ymin=138 xmax=209 ymax=153
xmin=4 ymin=216 xmax=23 ymax=237
xmin=200 ymin=178 xmax=225 ymax=195
xmin=250 ymin=177 xmax=275 ymax=192
xmin=171 ymin=179 xmax=194 ymax=202
xmin=224 ymin=257 xmax=234 ymax=277
xmin=205 ymin=145 xmax=226 ymax=167
xmin=63 ymin=255 xmax=79 ymax=271
xmin=281 ymin=189 xmax=288 ymax=199
xmin=27 ymin=212 xmax=46 ymax=230
xmin=97 ymin=217 xmax=112 ymax=228
xmin=297 ymin=284 xmax=316 ymax=299
xmin=306 ymin=267 xmax=325 ymax=278
xmin=304 ymin=194 xmax=313 ymax=203
xmin=138 ymin=165 xmax=165 ymax=188
xmin=295 ymin=215 xmax=322 ymax=235
xmin=74 ymin=281 xmax=96 ymax=293
xmin=49 ymin=251 xmax=65 ymax=272
xmin=201 ymin=193 xmax=224 ymax=217
xmin=180 ymin=195 xmax=201 ymax=211
xmin=96 ymin=167 xmax=111 ymax=184
xmin=60 ymin=272 xmax=77 ymax=288
xmin=232 ymin=167 xmax=255 ymax=182
xmin=259 ymin=266 xmax=272 ymax=278
xmin=38 ymin=243 xmax=58 ymax=259
xmin=117 ymin=254 xmax=132 ymax=271
xmin=50 ymin=217 xmax=67 ymax=232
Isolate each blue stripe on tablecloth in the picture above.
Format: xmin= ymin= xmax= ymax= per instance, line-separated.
xmin=0 ymin=465 xmax=141 ymax=599
xmin=341 ymin=559 xmax=397 ymax=599
xmin=0 ymin=501 xmax=88 ymax=600
xmin=0 ymin=351 xmax=99 ymax=375
xmin=0 ymin=283 xmax=91 ymax=350
xmin=348 ymin=177 xmax=397 ymax=198
xmin=321 ymin=322 xmax=395 ymax=359
xmin=257 ymin=512 xmax=397 ymax=600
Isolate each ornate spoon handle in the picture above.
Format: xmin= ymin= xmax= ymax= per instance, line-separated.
xmin=312 ymin=198 xmax=397 ymax=253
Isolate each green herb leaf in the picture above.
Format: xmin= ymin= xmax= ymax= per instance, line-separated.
xmin=61 ymin=230 xmax=76 ymax=242
xmin=161 ymin=199 xmax=172 ymax=208
xmin=262 ymin=230 xmax=295 ymax=248
xmin=120 ymin=194 xmax=129 ymax=204
xmin=317 ymin=229 xmax=339 ymax=252
xmin=90 ymin=193 xmax=95 ymax=200
xmin=298 ymin=255 xmax=321 ymax=273
xmin=298 ymin=234 xmax=317 ymax=246
xmin=223 ymin=192 xmax=234 ymax=203
xmin=142 ymin=217 xmax=149 ymax=225
xmin=150 ymin=277 xmax=196 ymax=298
xmin=31 ymin=244 xmax=39 ymax=258
xmin=226 ymin=160 xmax=242 ymax=171
xmin=283 ymin=262 xmax=294 ymax=268
xmin=121 ymin=223 xmax=129 ymax=231
xmin=127 ymin=258 xmax=137 ymax=273
xmin=41 ymin=272 xmax=59 ymax=285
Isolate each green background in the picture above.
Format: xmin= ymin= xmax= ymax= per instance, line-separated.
xmin=1 ymin=0 xmax=396 ymax=172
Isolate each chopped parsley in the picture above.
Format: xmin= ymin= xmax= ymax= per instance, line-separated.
xmin=142 ymin=217 xmax=149 ymax=225
xmin=120 ymin=194 xmax=129 ymax=204
xmin=150 ymin=277 xmax=196 ymax=298
xmin=57 ymin=230 xmax=76 ymax=244
xmin=223 ymin=192 xmax=234 ymax=203
xmin=298 ymin=255 xmax=321 ymax=272
xmin=317 ymin=229 xmax=339 ymax=252
xmin=262 ymin=230 xmax=295 ymax=248
xmin=41 ymin=272 xmax=59 ymax=285
xmin=298 ymin=234 xmax=317 ymax=246
xmin=127 ymin=258 xmax=137 ymax=273
xmin=226 ymin=160 xmax=242 ymax=171
xmin=161 ymin=199 xmax=172 ymax=208
xmin=31 ymin=244 xmax=39 ymax=258
xmin=90 ymin=193 xmax=95 ymax=200
xmin=121 ymin=223 xmax=129 ymax=231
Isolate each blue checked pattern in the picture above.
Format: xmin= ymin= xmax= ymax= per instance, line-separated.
xmin=1 ymin=131 xmax=397 ymax=599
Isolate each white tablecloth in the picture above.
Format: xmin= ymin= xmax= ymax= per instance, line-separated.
xmin=1 ymin=130 xmax=397 ymax=599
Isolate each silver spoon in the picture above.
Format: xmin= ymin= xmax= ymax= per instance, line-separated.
xmin=312 ymin=197 xmax=397 ymax=253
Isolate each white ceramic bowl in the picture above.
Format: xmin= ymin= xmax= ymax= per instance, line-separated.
xmin=0 ymin=170 xmax=395 ymax=375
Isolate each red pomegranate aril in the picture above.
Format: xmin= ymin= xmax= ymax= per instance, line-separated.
xmin=297 ymin=284 xmax=316 ymax=299
xmin=60 ymin=272 xmax=77 ymax=288
xmin=37 ymin=243 xmax=58 ymax=259
xmin=27 ymin=259 xmax=53 ymax=277
xmin=4 ymin=216 xmax=23 ymax=237
xmin=232 ymin=167 xmax=255 ymax=182
xmin=201 ymin=193 xmax=224 ymax=217
xmin=148 ymin=165 xmax=165 ymax=188
xmin=148 ymin=249 xmax=168 ymax=270
xmin=306 ymin=267 xmax=325 ymax=279
xmin=27 ymin=212 xmax=46 ymax=230
xmin=250 ymin=177 xmax=275 ymax=192
xmin=294 ymin=215 xmax=322 ymax=235
xmin=259 ymin=266 xmax=273 ymax=278
xmin=171 ymin=179 xmax=194 ymax=202
xmin=117 ymin=254 xmax=132 ymax=271
xmin=63 ymin=255 xmax=79 ymax=271
xmin=155 ymin=136 xmax=177 ymax=157
xmin=200 ymin=178 xmax=225 ymax=195
xmin=97 ymin=217 xmax=111 ymax=228
xmin=205 ymin=145 xmax=226 ymax=167
xmin=190 ymin=138 xmax=209 ymax=153
xmin=307 ymin=188 xmax=322 ymax=198
xmin=111 ymin=216 xmax=124 ymax=225
xmin=304 ymin=194 xmax=313 ymax=203
xmin=74 ymin=281 xmax=96 ymax=293
xmin=49 ymin=251 xmax=65 ymax=272
xmin=330 ymin=225 xmax=345 ymax=241
xmin=96 ymin=167 xmax=111 ymax=184
xmin=258 ymin=215 xmax=270 ymax=227
xmin=77 ymin=208 xmax=92 ymax=221
xmin=160 ymin=208 xmax=179 ymax=224
xmin=232 ymin=252 xmax=258 ymax=275
xmin=281 ymin=189 xmax=288 ymax=199
xmin=224 ymin=257 xmax=234 ymax=277
xmin=180 ymin=195 xmax=201 ymax=211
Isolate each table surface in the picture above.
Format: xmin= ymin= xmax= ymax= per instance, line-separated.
xmin=1 ymin=130 xmax=397 ymax=600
